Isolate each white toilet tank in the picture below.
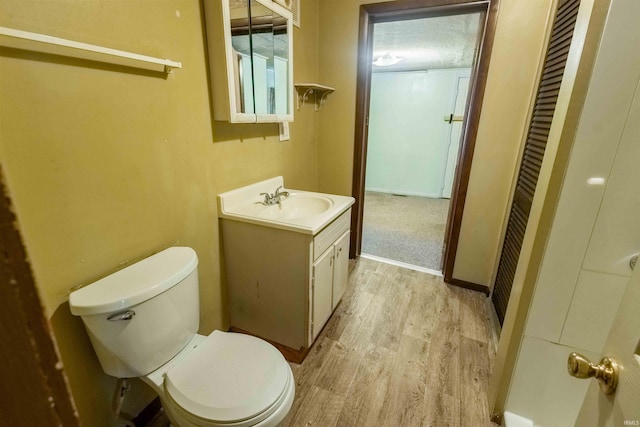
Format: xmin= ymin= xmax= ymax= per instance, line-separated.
xmin=70 ymin=247 xmax=199 ymax=378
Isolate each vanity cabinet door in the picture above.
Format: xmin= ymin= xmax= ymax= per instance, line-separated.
xmin=311 ymin=247 xmax=334 ymax=341
xmin=332 ymin=231 xmax=350 ymax=309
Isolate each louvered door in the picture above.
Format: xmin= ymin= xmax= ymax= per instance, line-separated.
xmin=491 ymin=0 xmax=581 ymax=325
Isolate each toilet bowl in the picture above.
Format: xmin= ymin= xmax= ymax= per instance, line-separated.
xmin=145 ymin=331 xmax=295 ymax=427
xmin=69 ymin=247 xmax=294 ymax=426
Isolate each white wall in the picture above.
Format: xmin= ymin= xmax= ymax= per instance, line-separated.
xmin=365 ymin=68 xmax=470 ymax=197
xmin=506 ymin=1 xmax=640 ymax=423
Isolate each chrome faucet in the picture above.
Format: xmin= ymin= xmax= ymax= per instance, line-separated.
xmin=259 ymin=186 xmax=290 ymax=206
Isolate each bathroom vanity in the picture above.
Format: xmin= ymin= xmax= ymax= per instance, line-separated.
xmin=218 ymin=177 xmax=355 ymax=362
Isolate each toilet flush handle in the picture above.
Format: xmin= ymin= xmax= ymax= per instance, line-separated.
xmin=107 ymin=310 xmax=136 ymax=321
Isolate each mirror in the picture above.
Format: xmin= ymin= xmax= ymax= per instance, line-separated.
xmin=229 ymin=0 xmax=254 ymax=114
xmin=249 ymin=0 xmax=273 ymax=116
xmin=204 ymin=0 xmax=293 ymax=123
xmin=273 ymin=9 xmax=290 ymax=116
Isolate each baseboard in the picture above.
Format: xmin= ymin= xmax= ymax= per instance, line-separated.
xmin=229 ymin=326 xmax=311 ymax=364
xmin=448 ymin=277 xmax=490 ymax=295
xmin=487 ymin=296 xmax=502 ymax=338
xmin=364 ymin=188 xmax=441 ymax=198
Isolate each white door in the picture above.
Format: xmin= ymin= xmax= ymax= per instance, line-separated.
xmin=312 ymin=247 xmax=334 ymax=341
xmin=574 ymin=0 xmax=640 ymax=422
xmin=442 ymin=75 xmax=470 ymax=198
xmin=574 ymin=263 xmax=640 ymax=425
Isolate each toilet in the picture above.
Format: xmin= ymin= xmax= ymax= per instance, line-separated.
xmin=69 ymin=247 xmax=295 ymax=427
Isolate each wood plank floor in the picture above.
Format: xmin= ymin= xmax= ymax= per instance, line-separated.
xmin=282 ymin=257 xmax=499 ymax=427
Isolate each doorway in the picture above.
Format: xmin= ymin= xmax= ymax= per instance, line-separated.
xmin=351 ymin=0 xmax=499 ymax=287
xmin=361 ymin=15 xmax=479 ymax=273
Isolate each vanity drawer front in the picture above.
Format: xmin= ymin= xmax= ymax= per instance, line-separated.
xmin=313 ymin=209 xmax=351 ymax=260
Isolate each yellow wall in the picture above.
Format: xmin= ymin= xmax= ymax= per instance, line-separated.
xmin=453 ymin=0 xmax=555 ymax=284
xmin=0 ymin=0 xmax=319 ymax=425
xmin=316 ymin=0 xmax=554 ymax=286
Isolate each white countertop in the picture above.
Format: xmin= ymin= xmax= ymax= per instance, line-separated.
xmin=217 ymin=177 xmax=355 ymax=235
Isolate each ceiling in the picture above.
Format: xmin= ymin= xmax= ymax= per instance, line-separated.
xmin=372 ymin=13 xmax=482 ymax=72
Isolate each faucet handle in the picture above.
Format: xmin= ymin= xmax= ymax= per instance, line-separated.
xmin=274 ymin=186 xmax=290 ymax=198
xmin=259 ymin=192 xmax=271 ymax=203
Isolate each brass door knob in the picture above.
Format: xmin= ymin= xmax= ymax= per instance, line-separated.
xmin=567 ymin=352 xmax=619 ymax=394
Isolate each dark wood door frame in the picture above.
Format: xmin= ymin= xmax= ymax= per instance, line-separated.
xmin=0 ymin=166 xmax=80 ymax=426
xmin=350 ymin=0 xmax=499 ymax=289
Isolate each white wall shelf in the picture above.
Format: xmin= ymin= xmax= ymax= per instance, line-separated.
xmin=294 ymin=83 xmax=335 ymax=111
xmin=0 ymin=26 xmax=182 ymax=74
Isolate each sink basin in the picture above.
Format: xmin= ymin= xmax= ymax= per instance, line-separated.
xmin=259 ymin=195 xmax=333 ymax=220
xmin=217 ymin=176 xmax=355 ymax=235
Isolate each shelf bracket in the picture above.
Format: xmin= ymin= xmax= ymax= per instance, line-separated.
xmin=294 ymin=84 xmax=335 ymax=111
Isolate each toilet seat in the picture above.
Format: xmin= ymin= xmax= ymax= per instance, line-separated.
xmin=163 ymin=331 xmax=292 ymax=426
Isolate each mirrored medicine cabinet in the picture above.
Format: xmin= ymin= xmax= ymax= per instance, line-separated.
xmin=204 ymin=0 xmax=294 ymax=123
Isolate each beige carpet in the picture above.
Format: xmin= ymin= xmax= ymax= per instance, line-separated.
xmin=361 ymin=191 xmax=449 ymax=271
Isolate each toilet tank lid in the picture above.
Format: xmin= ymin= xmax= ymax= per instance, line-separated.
xmin=69 ymin=247 xmax=198 ymax=316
